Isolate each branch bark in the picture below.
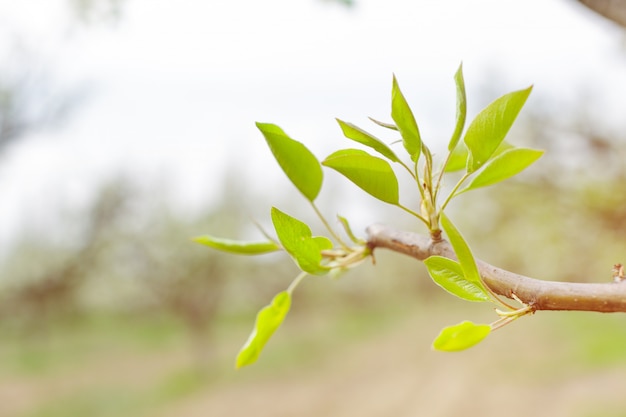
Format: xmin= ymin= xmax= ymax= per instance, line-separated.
xmin=366 ymin=224 xmax=626 ymax=313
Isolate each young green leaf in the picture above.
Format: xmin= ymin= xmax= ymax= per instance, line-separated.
xmin=337 ymin=215 xmax=365 ymax=245
xmin=256 ymin=122 xmax=323 ymax=202
xmin=271 ymin=207 xmax=333 ymax=275
xmin=448 ymin=63 xmax=467 ymax=152
xmin=193 ymin=235 xmax=280 ymax=255
xmin=322 ymin=149 xmax=399 ymax=204
xmin=424 ymin=256 xmax=490 ymax=302
xmin=236 ymin=291 xmax=291 ymax=368
xmin=391 ymin=75 xmax=421 ymax=161
xmin=368 ymin=117 xmax=398 ymax=131
xmin=463 ymin=86 xmax=532 ymax=173
xmin=440 ymin=213 xmax=481 ymax=284
xmin=460 ymin=148 xmax=544 ymax=193
xmin=444 ymin=143 xmax=469 ymax=173
xmin=336 ymin=119 xmax=400 ymax=162
xmin=432 ymin=321 xmax=491 ymax=352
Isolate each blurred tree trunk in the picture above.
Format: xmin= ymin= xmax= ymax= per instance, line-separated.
xmin=578 ymin=0 xmax=626 ymax=27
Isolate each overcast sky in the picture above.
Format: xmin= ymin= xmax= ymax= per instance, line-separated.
xmin=0 ymin=0 xmax=624 ymax=248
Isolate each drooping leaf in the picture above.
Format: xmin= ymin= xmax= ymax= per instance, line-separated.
xmin=256 ymin=122 xmax=323 ymax=202
xmin=432 ymin=321 xmax=491 ymax=352
xmin=368 ymin=117 xmax=398 ymax=131
xmin=463 ymin=86 xmax=532 ymax=173
xmin=448 ymin=63 xmax=467 ymax=152
xmin=440 ymin=213 xmax=481 ymax=284
xmin=460 ymin=148 xmax=544 ymax=193
xmin=424 ymin=256 xmax=490 ymax=302
xmin=236 ymin=291 xmax=291 ymax=368
xmin=322 ymin=149 xmax=399 ymax=204
xmin=193 ymin=235 xmax=280 ymax=255
xmin=391 ymin=75 xmax=421 ymax=161
xmin=271 ymin=207 xmax=332 ymax=275
xmin=336 ymin=119 xmax=400 ymax=162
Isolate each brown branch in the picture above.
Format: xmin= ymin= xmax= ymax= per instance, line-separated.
xmin=366 ymin=224 xmax=626 ymax=313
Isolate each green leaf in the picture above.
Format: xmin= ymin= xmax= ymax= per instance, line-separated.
xmin=440 ymin=213 xmax=481 ymax=284
xmin=448 ymin=63 xmax=467 ymax=151
xmin=463 ymin=86 xmax=532 ymax=173
xmin=424 ymin=256 xmax=490 ymax=302
xmin=460 ymin=148 xmax=544 ymax=193
xmin=256 ymin=122 xmax=323 ymax=202
xmin=336 ymin=119 xmax=400 ymax=162
xmin=433 ymin=321 xmax=491 ymax=352
xmin=391 ymin=75 xmax=421 ymax=161
xmin=271 ymin=207 xmax=332 ymax=275
xmin=236 ymin=291 xmax=291 ymax=368
xmin=337 ymin=215 xmax=364 ymax=245
xmin=193 ymin=235 xmax=280 ymax=255
xmin=368 ymin=117 xmax=398 ymax=131
xmin=444 ymin=143 xmax=469 ymax=173
xmin=322 ymin=149 xmax=399 ymax=204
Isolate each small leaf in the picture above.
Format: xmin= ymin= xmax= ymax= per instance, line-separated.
xmin=193 ymin=235 xmax=280 ymax=255
xmin=448 ymin=63 xmax=467 ymax=152
xmin=337 ymin=215 xmax=364 ymax=245
xmin=433 ymin=321 xmax=491 ymax=352
xmin=424 ymin=256 xmax=490 ymax=302
xmin=368 ymin=117 xmax=398 ymax=131
xmin=322 ymin=149 xmax=399 ymax=204
xmin=236 ymin=291 xmax=291 ymax=368
xmin=445 ymin=143 xmax=469 ymax=173
xmin=271 ymin=207 xmax=332 ymax=275
xmin=391 ymin=75 xmax=421 ymax=161
xmin=460 ymin=148 xmax=544 ymax=193
xmin=440 ymin=213 xmax=481 ymax=284
xmin=256 ymin=122 xmax=323 ymax=202
xmin=336 ymin=119 xmax=400 ymax=162
xmin=464 ymin=86 xmax=532 ymax=173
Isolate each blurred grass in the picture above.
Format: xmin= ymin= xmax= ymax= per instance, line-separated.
xmin=1 ymin=297 xmax=626 ymax=417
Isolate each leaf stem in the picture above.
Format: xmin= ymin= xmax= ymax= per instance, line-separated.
xmin=287 ymin=271 xmax=309 ymax=294
xmin=397 ymin=204 xmax=430 ymax=227
xmin=440 ymin=172 xmax=471 ymax=212
xmin=310 ymin=201 xmax=350 ymax=249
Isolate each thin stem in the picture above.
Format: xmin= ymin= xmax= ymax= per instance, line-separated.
xmin=439 ymin=172 xmax=471 ymax=212
xmin=287 ymin=271 xmax=309 ymax=294
xmin=432 ymin=152 xmax=453 ymax=203
xmin=310 ymin=201 xmax=350 ymax=249
xmin=397 ymin=204 xmax=430 ymax=226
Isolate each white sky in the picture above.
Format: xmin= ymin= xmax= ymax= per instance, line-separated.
xmin=0 ymin=0 xmax=624 ymax=247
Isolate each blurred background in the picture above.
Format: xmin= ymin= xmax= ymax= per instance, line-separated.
xmin=1 ymin=0 xmax=626 ymax=416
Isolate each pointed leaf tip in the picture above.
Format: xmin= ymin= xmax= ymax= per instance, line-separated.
xmin=256 ymin=122 xmax=323 ymax=202
xmin=433 ymin=321 xmax=491 ymax=352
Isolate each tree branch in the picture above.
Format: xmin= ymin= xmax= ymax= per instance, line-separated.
xmin=366 ymin=224 xmax=626 ymax=313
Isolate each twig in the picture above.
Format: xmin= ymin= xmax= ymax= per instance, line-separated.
xmin=366 ymin=224 xmax=626 ymax=313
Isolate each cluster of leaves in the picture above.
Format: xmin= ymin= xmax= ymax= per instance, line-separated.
xmin=196 ymin=64 xmax=542 ymax=367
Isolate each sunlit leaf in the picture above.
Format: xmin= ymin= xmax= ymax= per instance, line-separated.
xmin=440 ymin=213 xmax=481 ymax=285
xmin=424 ymin=256 xmax=490 ymax=302
xmin=337 ymin=215 xmax=364 ymax=245
xmin=322 ymin=149 xmax=399 ymax=204
xmin=236 ymin=291 xmax=291 ymax=368
xmin=391 ymin=75 xmax=421 ymax=161
xmin=445 ymin=144 xmax=469 ymax=173
xmin=368 ymin=117 xmax=398 ymax=131
xmin=193 ymin=235 xmax=280 ymax=255
xmin=336 ymin=119 xmax=400 ymax=162
xmin=256 ymin=122 xmax=323 ymax=202
xmin=460 ymin=148 xmax=544 ymax=193
xmin=463 ymin=86 xmax=532 ymax=173
xmin=448 ymin=63 xmax=467 ymax=151
xmin=271 ymin=207 xmax=332 ymax=275
xmin=433 ymin=321 xmax=491 ymax=352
